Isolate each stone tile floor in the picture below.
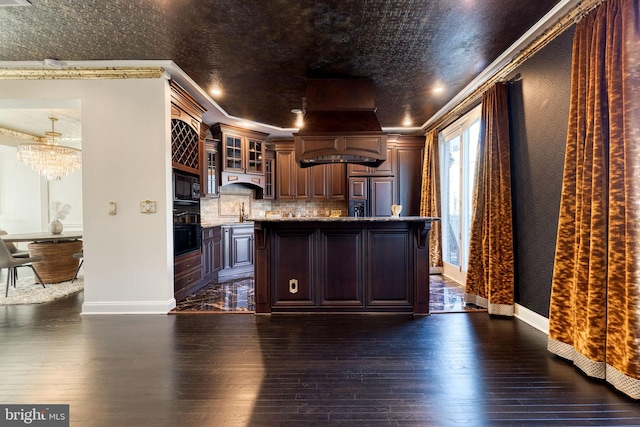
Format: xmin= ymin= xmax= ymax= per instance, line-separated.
xmin=173 ymin=275 xmax=486 ymax=313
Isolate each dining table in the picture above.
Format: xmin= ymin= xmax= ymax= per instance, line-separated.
xmin=1 ymin=231 xmax=83 ymax=284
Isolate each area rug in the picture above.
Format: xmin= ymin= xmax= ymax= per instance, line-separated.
xmin=0 ymin=276 xmax=83 ymax=305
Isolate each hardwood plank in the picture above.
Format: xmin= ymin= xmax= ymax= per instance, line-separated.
xmin=0 ymin=292 xmax=638 ymax=426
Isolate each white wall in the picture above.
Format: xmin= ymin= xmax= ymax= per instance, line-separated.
xmin=0 ymin=143 xmax=43 ymax=237
xmin=0 ymin=77 xmax=174 ymax=313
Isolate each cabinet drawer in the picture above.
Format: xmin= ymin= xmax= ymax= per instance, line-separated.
xmin=202 ymin=226 xmax=221 ymax=240
xmin=174 ymin=268 xmax=203 ymax=292
xmin=174 ymin=251 xmax=202 ymax=275
xmin=202 ymin=227 xmax=215 ymax=240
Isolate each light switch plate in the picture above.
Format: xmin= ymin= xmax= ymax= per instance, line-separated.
xmin=140 ymin=200 xmax=156 ymax=213
xmin=108 ymin=201 xmax=117 ymax=216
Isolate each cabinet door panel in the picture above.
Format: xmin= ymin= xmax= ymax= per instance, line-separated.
xmin=295 ymin=166 xmax=310 ymax=199
xmin=310 ymin=165 xmax=327 ymax=199
xmin=276 ymin=150 xmax=296 ymax=199
xmin=246 ymin=139 xmax=264 ymax=174
xmin=213 ymin=230 xmax=223 ymax=273
xmin=319 ymin=229 xmax=364 ymax=307
xmin=231 ymin=234 xmax=252 ymax=267
xmin=272 ymin=229 xmax=316 ymax=307
xmin=396 ymin=147 xmax=424 ymax=216
xmin=230 ymin=226 xmax=254 ymax=268
xmin=349 ymin=177 xmax=367 ymax=200
xmin=327 ymin=163 xmax=347 ymax=200
xmin=366 ymin=229 xmax=412 ymax=307
xmin=370 ymin=177 xmax=395 ymax=217
xmin=224 ymin=135 xmax=243 ymax=171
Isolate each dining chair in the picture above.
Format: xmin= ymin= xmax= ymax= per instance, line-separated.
xmin=71 ymin=250 xmax=83 ymax=283
xmin=0 ymin=239 xmax=45 ymax=297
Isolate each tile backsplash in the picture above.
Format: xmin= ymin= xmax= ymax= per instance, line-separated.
xmin=201 ymin=184 xmax=348 ymax=224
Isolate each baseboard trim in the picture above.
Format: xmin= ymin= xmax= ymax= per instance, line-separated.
xmin=514 ymin=303 xmax=549 ymax=335
xmin=81 ymin=298 xmax=177 ymax=315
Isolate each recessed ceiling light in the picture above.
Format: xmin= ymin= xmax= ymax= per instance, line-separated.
xmin=433 ymin=86 xmax=444 ymax=94
xmin=210 ymin=88 xmax=222 ymax=97
xmin=402 ymin=117 xmax=413 ymax=126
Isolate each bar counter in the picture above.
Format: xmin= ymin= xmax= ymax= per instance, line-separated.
xmin=252 ymin=216 xmax=437 ymax=315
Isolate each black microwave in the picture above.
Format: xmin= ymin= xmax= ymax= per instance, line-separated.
xmin=173 ymin=171 xmax=200 ymax=204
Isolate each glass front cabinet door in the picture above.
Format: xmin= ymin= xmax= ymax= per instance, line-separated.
xmin=211 ymin=123 xmax=268 ymax=189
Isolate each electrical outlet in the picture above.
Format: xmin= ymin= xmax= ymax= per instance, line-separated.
xmin=140 ymin=200 xmax=156 ymax=213
xmin=108 ymin=201 xmax=117 ymax=216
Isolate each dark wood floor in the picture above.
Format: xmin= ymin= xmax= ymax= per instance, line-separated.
xmin=1 ymin=292 xmax=639 ymax=426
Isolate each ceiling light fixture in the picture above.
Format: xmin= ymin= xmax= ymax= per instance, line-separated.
xmin=16 ymin=117 xmax=82 ymax=181
xmin=291 ymin=97 xmax=307 ymax=128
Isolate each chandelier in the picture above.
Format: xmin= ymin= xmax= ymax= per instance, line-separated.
xmin=17 ymin=117 xmax=82 ymax=181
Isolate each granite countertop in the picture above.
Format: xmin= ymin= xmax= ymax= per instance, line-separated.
xmin=249 ymin=216 xmax=439 ymax=222
xmin=201 ymin=221 xmax=254 ymax=228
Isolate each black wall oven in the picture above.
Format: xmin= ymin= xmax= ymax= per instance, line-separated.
xmin=173 ymin=171 xmax=202 ymax=256
xmin=174 ymin=223 xmax=202 ymax=257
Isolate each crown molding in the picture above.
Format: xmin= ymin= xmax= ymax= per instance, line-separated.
xmin=0 ymin=126 xmax=41 ymax=142
xmin=424 ymin=0 xmax=605 ymax=132
xmin=0 ymin=67 xmax=165 ymax=80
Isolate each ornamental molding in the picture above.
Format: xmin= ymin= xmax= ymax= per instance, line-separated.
xmin=0 ymin=67 xmax=165 ymax=80
xmin=0 ymin=126 xmax=42 ymax=142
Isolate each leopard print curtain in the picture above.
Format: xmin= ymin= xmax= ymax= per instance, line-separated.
xmin=547 ymin=0 xmax=640 ymax=399
xmin=419 ymin=129 xmax=443 ymax=273
xmin=464 ymin=82 xmax=515 ymax=316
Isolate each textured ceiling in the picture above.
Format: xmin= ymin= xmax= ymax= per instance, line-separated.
xmin=0 ymin=0 xmax=561 ymax=130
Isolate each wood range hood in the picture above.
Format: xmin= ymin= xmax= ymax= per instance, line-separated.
xmin=294 ymin=78 xmax=387 ymax=168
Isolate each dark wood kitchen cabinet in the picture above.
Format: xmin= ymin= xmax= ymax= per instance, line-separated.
xmin=202 ymin=226 xmax=223 ymax=281
xmin=170 ymin=81 xmax=205 ymax=176
xmin=347 ymin=147 xmax=395 ymax=176
xmin=257 ymin=149 xmax=275 ymax=199
xmin=211 ymin=123 xmax=268 ymax=189
xmin=174 ymin=250 xmax=203 ymax=301
xmin=275 ymin=141 xmax=346 ymax=200
xmin=201 ymin=132 xmax=220 ymax=198
xmin=254 ymin=218 xmax=433 ymax=313
xmin=218 ymin=223 xmax=254 ymax=280
xmin=346 ymin=136 xmax=425 ymax=216
xmin=348 ymin=176 xmax=395 ymax=217
xmin=395 ymin=136 xmax=425 ymax=216
xmin=276 ymin=149 xmax=310 ymax=199
xmin=310 ymin=162 xmax=347 ymax=200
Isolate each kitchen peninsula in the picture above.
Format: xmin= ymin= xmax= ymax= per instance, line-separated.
xmin=252 ymin=216 xmax=436 ymax=315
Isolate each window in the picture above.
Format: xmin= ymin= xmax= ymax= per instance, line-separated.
xmin=439 ymin=105 xmax=481 ymax=284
